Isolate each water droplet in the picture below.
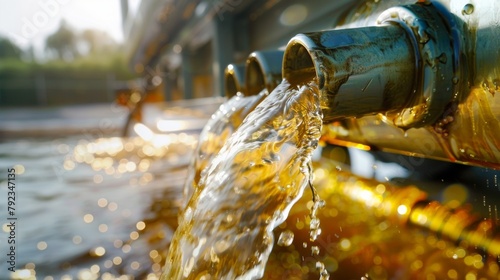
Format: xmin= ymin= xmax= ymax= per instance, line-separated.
xmin=277 ymin=230 xmax=294 ymax=247
xmin=320 ymin=270 xmax=330 ymax=280
xmin=316 ymin=261 xmax=330 ymax=279
xmin=310 ymin=218 xmax=320 ymax=230
xmin=462 ymin=4 xmax=474 ymax=15
xmin=309 ymin=218 xmax=321 ymax=241
xmin=340 ymin=238 xmax=351 ymax=250
xmin=452 ymin=76 xmax=459 ymax=84
xmin=438 ymin=53 xmax=447 ymax=64
xmin=311 ymin=246 xmax=320 ymax=255
xmin=318 ymin=199 xmax=326 ymax=208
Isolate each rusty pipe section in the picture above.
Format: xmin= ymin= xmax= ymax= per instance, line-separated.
xmin=245 ymin=50 xmax=284 ymax=96
xmin=224 ymin=64 xmax=246 ymax=98
xmin=282 ymin=1 xmax=500 ymax=169
xmin=284 ymin=26 xmax=417 ymax=124
xmin=283 ymin=2 xmax=458 ymax=128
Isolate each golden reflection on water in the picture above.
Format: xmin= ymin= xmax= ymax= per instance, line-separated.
xmin=6 ymin=120 xmax=202 ymax=280
xmin=265 ymin=159 xmax=500 ymax=279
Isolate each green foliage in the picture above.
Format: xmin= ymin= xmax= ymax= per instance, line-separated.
xmin=0 ymin=21 xmax=139 ymax=107
xmin=0 ymin=52 xmax=134 ymax=79
xmin=0 ymin=38 xmax=22 ymax=59
xmin=45 ymin=21 xmax=120 ymax=61
xmin=45 ymin=21 xmax=80 ymax=61
xmin=37 ymin=52 xmax=134 ymax=79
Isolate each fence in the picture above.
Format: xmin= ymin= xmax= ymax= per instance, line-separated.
xmin=0 ymin=73 xmax=126 ymax=107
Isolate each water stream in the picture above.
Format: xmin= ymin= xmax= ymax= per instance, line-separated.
xmin=162 ymin=79 xmax=324 ymax=279
xmin=182 ymin=91 xmax=267 ymax=210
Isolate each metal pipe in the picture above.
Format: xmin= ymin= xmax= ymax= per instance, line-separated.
xmin=224 ymin=64 xmax=246 ymax=98
xmin=283 ymin=25 xmax=416 ymax=123
xmin=282 ymin=1 xmax=500 ymax=169
xmin=327 ymin=168 xmax=500 ymax=258
xmin=283 ymin=2 xmax=460 ymax=128
xmin=245 ymin=50 xmax=284 ymax=96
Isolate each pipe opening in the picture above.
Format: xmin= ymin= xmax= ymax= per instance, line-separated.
xmin=283 ymin=27 xmax=421 ymax=122
xmin=245 ymin=51 xmax=284 ymax=95
xmin=225 ymin=76 xmax=238 ymax=98
xmin=283 ymin=40 xmax=318 ymax=86
xmin=246 ymin=58 xmax=266 ymax=96
xmin=224 ymin=64 xmax=245 ymax=98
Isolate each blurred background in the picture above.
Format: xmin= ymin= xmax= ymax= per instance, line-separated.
xmin=1 ymin=0 xmax=500 ymax=279
xmin=0 ymin=1 xmax=196 ymax=279
xmin=0 ymin=0 xmax=135 ymax=107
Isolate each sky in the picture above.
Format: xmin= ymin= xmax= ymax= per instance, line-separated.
xmin=0 ymin=0 xmax=141 ymax=58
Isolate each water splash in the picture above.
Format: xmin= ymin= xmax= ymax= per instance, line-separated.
xmin=162 ymin=79 xmax=323 ymax=279
xmin=277 ymin=230 xmax=295 ymax=247
xmin=182 ymin=91 xmax=267 ymax=209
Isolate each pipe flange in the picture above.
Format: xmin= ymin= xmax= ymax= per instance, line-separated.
xmin=377 ymin=2 xmax=456 ymax=129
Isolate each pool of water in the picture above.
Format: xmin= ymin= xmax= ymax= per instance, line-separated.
xmin=0 ymin=103 xmax=210 ymax=280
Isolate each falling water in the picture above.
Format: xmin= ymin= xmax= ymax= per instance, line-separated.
xmin=182 ymin=91 xmax=267 ymax=209
xmin=162 ymin=79 xmax=323 ymax=279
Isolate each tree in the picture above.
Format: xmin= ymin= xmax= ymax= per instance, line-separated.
xmin=45 ymin=21 xmax=79 ymax=61
xmin=0 ymin=37 xmax=22 ymax=60
xmin=80 ymin=29 xmax=118 ymax=55
xmin=45 ymin=20 xmax=120 ymax=61
xmin=22 ymin=45 xmax=36 ymax=62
